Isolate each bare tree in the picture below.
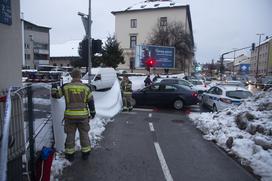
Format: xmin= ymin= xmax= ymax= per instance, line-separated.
xmin=148 ymin=20 xmax=195 ymax=72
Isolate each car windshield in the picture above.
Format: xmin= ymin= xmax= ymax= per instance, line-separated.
xmin=82 ymin=73 xmax=96 ymax=80
xmin=191 ymin=80 xmax=203 ymax=85
xmin=226 ymin=90 xmax=252 ymax=99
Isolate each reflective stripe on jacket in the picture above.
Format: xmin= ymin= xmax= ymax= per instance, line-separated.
xmin=52 ymin=81 xmax=93 ymax=120
xmin=121 ymin=80 xmax=132 ymax=93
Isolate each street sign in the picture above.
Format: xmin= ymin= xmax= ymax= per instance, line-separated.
xmin=240 ymin=64 xmax=250 ymax=74
xmin=135 ymin=45 xmax=175 ymax=68
xmin=0 ymin=0 xmax=12 ymax=25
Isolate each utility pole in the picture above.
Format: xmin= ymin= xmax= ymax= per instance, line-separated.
xmin=255 ymin=33 xmax=264 ymax=79
xmin=87 ymin=0 xmax=92 ymax=84
xmin=233 ymin=48 xmax=237 ymax=75
xmin=78 ymin=0 xmax=92 ymax=84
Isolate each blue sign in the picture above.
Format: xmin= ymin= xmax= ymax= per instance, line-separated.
xmin=0 ymin=0 xmax=12 ymax=25
xmin=240 ymin=64 xmax=250 ymax=74
xmin=135 ymin=45 xmax=175 ymax=68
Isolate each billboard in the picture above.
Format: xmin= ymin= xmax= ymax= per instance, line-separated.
xmin=135 ymin=45 xmax=175 ymax=68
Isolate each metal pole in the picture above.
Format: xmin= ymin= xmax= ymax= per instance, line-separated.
xmin=27 ymin=84 xmax=35 ymax=180
xmin=88 ymin=0 xmax=92 ymax=84
xmin=256 ymin=33 xmax=264 ymax=78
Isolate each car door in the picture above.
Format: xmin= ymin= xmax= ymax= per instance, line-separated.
xmin=156 ymin=84 xmax=178 ymax=106
xmin=203 ymin=87 xmax=215 ymax=107
xmin=141 ymin=84 xmax=160 ymax=106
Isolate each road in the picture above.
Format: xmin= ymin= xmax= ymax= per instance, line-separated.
xmin=61 ymin=108 xmax=257 ymax=181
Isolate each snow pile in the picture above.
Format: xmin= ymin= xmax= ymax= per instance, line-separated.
xmin=190 ymin=90 xmax=272 ymax=181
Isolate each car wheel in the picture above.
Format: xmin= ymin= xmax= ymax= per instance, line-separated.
xmin=212 ymin=104 xmax=218 ymax=112
xmin=173 ymin=99 xmax=184 ymax=110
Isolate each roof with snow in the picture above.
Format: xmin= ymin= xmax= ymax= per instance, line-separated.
xmin=259 ymin=36 xmax=272 ymax=47
xmin=50 ymin=40 xmax=80 ymax=57
xmin=22 ymin=19 xmax=51 ymax=30
xmin=112 ymin=0 xmax=187 ymax=14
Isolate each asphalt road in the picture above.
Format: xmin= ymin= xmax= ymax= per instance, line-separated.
xmin=61 ymin=108 xmax=257 ymax=181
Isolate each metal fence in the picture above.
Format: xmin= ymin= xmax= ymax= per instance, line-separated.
xmin=0 ymin=83 xmax=54 ymax=181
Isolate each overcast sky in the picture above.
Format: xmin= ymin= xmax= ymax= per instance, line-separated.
xmin=21 ymin=0 xmax=272 ymax=63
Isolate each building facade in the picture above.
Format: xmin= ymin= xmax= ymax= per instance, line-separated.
xmin=112 ymin=0 xmax=194 ymax=74
xmin=50 ymin=40 xmax=80 ymax=67
xmin=0 ymin=0 xmax=22 ymax=89
xmin=250 ymin=37 xmax=272 ymax=76
xmin=23 ymin=20 xmax=51 ymax=69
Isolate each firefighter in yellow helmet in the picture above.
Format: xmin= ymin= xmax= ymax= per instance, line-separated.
xmin=120 ymin=75 xmax=133 ymax=111
xmin=51 ymin=68 xmax=96 ymax=161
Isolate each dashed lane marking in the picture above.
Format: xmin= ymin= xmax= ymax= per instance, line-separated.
xmin=149 ymin=122 xmax=155 ymax=132
xmin=154 ymin=142 xmax=174 ymax=181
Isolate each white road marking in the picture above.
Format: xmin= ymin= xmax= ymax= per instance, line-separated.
xmin=154 ymin=142 xmax=174 ymax=181
xmin=149 ymin=122 xmax=155 ymax=132
xmin=148 ymin=113 xmax=152 ymax=118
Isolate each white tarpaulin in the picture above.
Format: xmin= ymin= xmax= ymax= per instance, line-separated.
xmin=51 ymin=79 xmax=122 ymax=151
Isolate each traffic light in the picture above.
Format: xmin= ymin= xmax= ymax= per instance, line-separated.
xmin=251 ymin=43 xmax=255 ymax=51
xmin=92 ymin=39 xmax=102 ymax=54
xmin=145 ymin=58 xmax=156 ymax=68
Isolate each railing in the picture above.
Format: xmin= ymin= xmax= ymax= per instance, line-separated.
xmin=0 ymin=83 xmax=54 ymax=181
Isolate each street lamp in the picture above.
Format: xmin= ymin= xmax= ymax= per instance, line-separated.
xmin=78 ymin=0 xmax=92 ymax=84
xmin=232 ymin=48 xmax=237 ymax=75
xmin=256 ymin=33 xmax=264 ymax=78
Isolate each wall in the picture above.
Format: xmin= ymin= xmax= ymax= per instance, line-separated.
xmin=115 ymin=7 xmax=187 ymax=49
xmin=0 ymin=0 xmax=22 ymax=90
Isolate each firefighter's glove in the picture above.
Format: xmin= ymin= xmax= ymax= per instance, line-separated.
xmin=51 ymin=88 xmax=58 ymax=99
xmin=90 ymin=111 xmax=96 ymax=118
xmin=52 ymin=83 xmax=58 ymax=89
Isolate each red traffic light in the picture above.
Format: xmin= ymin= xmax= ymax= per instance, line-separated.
xmin=145 ymin=58 xmax=156 ymax=67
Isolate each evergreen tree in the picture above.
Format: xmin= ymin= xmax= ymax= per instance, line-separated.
xmin=101 ymin=35 xmax=125 ymax=68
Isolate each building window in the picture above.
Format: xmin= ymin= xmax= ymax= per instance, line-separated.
xmin=131 ymin=19 xmax=137 ymax=28
xmin=160 ymin=17 xmax=167 ymax=27
xmin=25 ymin=54 xmax=30 ymax=60
xmin=130 ymin=35 xmax=137 ymax=48
xmin=24 ymin=43 xmax=30 ymax=49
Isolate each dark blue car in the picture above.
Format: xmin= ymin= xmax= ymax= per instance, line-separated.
xmin=132 ymin=82 xmax=199 ymax=110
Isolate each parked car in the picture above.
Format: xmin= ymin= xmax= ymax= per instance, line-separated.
xmin=223 ymin=80 xmax=245 ymax=87
xmin=160 ymin=78 xmax=194 ymax=88
xmin=263 ymin=80 xmax=272 ymax=91
xmin=189 ymin=79 xmax=210 ymax=94
xmin=82 ymin=67 xmax=117 ymax=90
xmin=132 ymin=82 xmax=199 ymax=110
xmin=201 ymin=85 xmax=253 ymax=112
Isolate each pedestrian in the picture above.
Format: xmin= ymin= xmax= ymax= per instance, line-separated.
xmin=120 ymin=75 xmax=133 ymax=111
xmin=51 ymin=68 xmax=96 ymax=161
xmin=144 ymin=75 xmax=152 ymax=86
xmin=152 ymin=73 xmax=161 ymax=82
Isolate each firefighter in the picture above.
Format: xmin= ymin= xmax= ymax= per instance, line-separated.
xmin=120 ymin=75 xmax=133 ymax=111
xmin=51 ymin=68 xmax=96 ymax=161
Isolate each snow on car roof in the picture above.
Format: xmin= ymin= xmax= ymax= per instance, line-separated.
xmin=216 ymin=85 xmax=249 ymax=91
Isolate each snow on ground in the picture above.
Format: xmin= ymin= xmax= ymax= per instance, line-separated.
xmin=189 ymin=89 xmax=272 ymax=181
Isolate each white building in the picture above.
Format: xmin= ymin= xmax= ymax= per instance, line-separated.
xmin=112 ymin=0 xmax=194 ymax=74
xmin=0 ymin=0 xmax=22 ymax=90
xmin=250 ymin=36 xmax=272 ymax=76
xmin=50 ymin=40 xmax=80 ymax=67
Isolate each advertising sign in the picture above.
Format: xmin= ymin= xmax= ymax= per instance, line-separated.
xmin=240 ymin=64 xmax=250 ymax=74
xmin=0 ymin=0 xmax=12 ymax=25
xmin=135 ymin=45 xmax=175 ymax=68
